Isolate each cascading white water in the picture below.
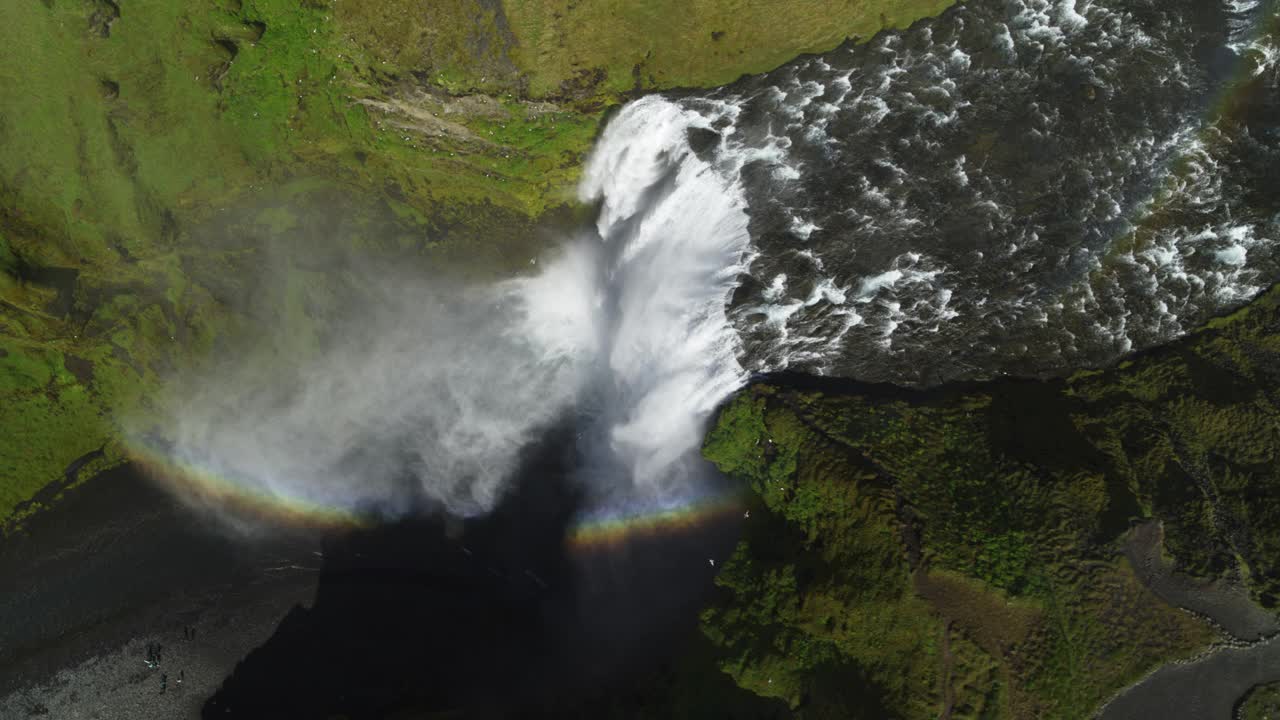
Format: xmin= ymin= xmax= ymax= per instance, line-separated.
xmin=477 ymin=94 xmax=757 ymax=516
xmin=151 ymin=95 xmax=755 ymax=525
xmin=567 ymin=96 xmax=752 ymax=514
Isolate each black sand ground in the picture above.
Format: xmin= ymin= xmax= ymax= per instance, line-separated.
xmin=0 ymin=433 xmax=741 ymax=719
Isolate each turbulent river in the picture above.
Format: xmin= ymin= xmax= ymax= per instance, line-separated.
xmin=698 ymin=0 xmax=1280 ymax=384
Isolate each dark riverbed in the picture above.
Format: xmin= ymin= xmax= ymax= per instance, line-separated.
xmin=1099 ymin=636 xmax=1280 ymax=719
xmin=1098 ymin=521 xmax=1280 ymax=719
xmin=1124 ymin=521 xmax=1280 ymax=642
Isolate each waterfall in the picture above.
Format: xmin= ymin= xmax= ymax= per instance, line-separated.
xmin=146 ymin=95 xmax=755 ymax=527
xmin=557 ymin=96 xmax=752 ymax=516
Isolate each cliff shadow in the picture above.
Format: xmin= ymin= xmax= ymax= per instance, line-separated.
xmin=201 ymin=418 xmax=744 ymax=718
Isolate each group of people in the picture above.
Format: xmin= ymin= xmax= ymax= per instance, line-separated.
xmin=143 ymin=625 xmax=197 ymax=693
xmin=143 ymin=643 xmax=162 ymax=669
xmin=158 ymin=670 xmax=184 ymax=694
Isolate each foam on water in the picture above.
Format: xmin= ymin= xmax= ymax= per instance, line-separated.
xmin=572 ymin=96 xmax=752 ymax=520
xmin=691 ymin=0 xmax=1280 ymax=383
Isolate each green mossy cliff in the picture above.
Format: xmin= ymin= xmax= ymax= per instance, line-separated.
xmin=689 ymin=284 xmax=1280 ymax=718
xmin=0 ymin=0 xmax=954 ymax=527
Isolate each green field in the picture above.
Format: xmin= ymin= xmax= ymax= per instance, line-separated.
xmin=502 ymin=0 xmax=956 ymax=97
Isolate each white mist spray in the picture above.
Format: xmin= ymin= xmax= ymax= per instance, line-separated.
xmin=150 ymin=95 xmax=754 ymax=525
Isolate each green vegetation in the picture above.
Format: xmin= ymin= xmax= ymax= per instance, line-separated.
xmin=1242 ymin=682 xmax=1280 ymax=720
xmin=685 ymin=284 xmax=1280 ymax=717
xmin=0 ymin=0 xmax=558 ymax=524
xmin=697 ymin=389 xmax=1212 ymax=718
xmin=500 ymin=0 xmax=956 ymax=97
xmin=330 ymin=0 xmax=958 ymax=99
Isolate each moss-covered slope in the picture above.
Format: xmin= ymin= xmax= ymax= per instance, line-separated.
xmin=697 ymin=284 xmax=1280 ymax=718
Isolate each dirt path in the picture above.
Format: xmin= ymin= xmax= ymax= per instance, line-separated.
xmin=1096 ymin=521 xmax=1280 ymax=719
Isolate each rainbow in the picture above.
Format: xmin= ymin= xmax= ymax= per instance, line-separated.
xmin=567 ymin=490 xmax=745 ymax=550
xmin=128 ymin=440 xmax=370 ymax=531
xmin=127 ymin=439 xmax=743 ymax=548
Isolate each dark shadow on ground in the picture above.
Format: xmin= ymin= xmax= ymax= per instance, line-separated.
xmin=203 ymin=424 xmax=747 ymax=719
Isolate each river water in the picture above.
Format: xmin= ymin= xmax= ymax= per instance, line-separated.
xmin=551 ymin=0 xmax=1280 ymax=510
xmin=671 ymin=0 xmax=1280 ymax=384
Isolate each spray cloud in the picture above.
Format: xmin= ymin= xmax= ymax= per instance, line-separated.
xmin=145 ymin=96 xmax=753 ymax=526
